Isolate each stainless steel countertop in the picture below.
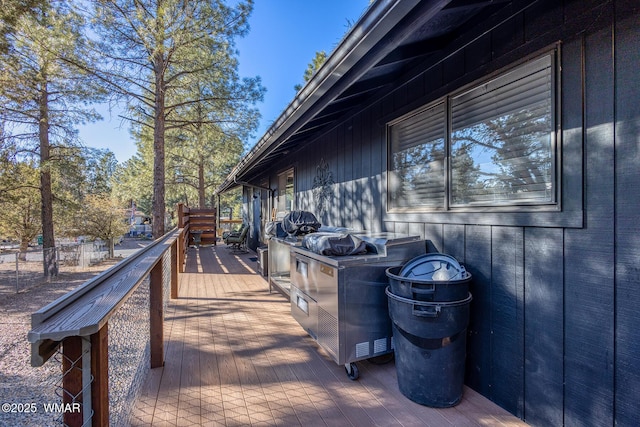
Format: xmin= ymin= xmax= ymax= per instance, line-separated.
xmin=291 ymin=232 xmax=424 ymax=268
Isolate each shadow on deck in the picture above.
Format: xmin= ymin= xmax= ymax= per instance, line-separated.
xmin=131 ymin=245 xmax=527 ymax=426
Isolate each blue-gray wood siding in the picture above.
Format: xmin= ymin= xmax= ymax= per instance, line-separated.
xmin=613 ymin=2 xmax=640 ymax=425
xmin=252 ymin=1 xmax=639 ymax=424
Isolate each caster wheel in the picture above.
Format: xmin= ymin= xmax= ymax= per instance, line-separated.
xmin=368 ymin=353 xmax=395 ymax=365
xmin=345 ymin=363 xmax=359 ymax=380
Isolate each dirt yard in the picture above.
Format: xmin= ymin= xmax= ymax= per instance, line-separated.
xmin=0 ymin=237 xmax=150 ymax=426
xmin=0 ymin=261 xmax=121 ymax=427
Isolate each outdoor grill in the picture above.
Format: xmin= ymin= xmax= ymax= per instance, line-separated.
xmin=290 ymin=232 xmax=425 ymax=380
xmin=267 ymin=225 xmax=349 ymax=295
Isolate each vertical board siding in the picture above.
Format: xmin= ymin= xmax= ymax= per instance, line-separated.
xmin=443 ymin=50 xmax=465 ymax=85
xmin=465 ymin=32 xmax=492 ymax=72
xmin=404 ymin=67 xmax=426 ymax=108
xmin=464 ymin=226 xmax=492 ymax=397
xmin=360 ymin=107 xmax=374 ymax=231
xmin=424 ymin=223 xmax=444 ymax=253
xmin=523 ymin=227 xmax=564 ymax=426
xmin=489 ymin=227 xmax=525 ymax=417
xmin=392 ymin=73 xmax=408 ymax=113
xmin=564 ymin=25 xmax=615 ymax=426
xmin=293 ymin=107 xmax=385 ymax=232
xmin=393 ymin=221 xmax=409 ymax=236
xmin=344 ymin=120 xmax=355 ymax=227
xmin=424 ymin=62 xmax=444 ymax=99
xmin=374 ymin=100 xmax=386 ymax=233
xmin=261 ymin=2 xmax=638 ymax=425
xmin=329 ymin=127 xmax=341 ymax=226
xmin=491 ymin=11 xmax=524 ymax=59
xmin=351 ymin=114 xmax=363 ymax=230
xmin=524 ymin=0 xmax=564 ymax=42
xmin=614 ymin=6 xmax=640 ymax=426
xmin=337 ymin=123 xmax=346 ymax=227
xmin=560 ymin=38 xmax=585 ymax=224
xmin=327 ymin=127 xmax=340 ymax=226
xmin=443 ymin=224 xmax=465 ymax=264
xmin=407 ymin=222 xmax=424 ymax=240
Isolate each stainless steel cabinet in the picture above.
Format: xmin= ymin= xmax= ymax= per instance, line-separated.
xmin=290 ymin=233 xmax=425 ymax=379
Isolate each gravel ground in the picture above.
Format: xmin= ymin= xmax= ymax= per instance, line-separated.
xmin=0 ymin=262 xmax=120 ymax=427
xmin=0 ymin=238 xmax=150 ymax=427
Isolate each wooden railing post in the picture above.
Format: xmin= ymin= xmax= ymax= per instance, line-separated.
xmin=213 ymin=207 xmax=217 ymax=246
xmin=91 ymin=324 xmax=109 ymax=427
xmin=177 ymin=203 xmax=185 ymax=228
xmin=171 ymin=239 xmax=178 ymax=299
xmin=178 ymin=228 xmax=186 ymax=273
xmin=62 ymin=336 xmax=84 ymax=427
xmin=149 ymin=260 xmax=164 ymax=368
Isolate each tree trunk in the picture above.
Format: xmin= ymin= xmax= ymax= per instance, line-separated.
xmin=152 ymin=54 xmax=166 ymax=240
xmin=19 ymin=240 xmax=28 ymax=262
xmin=39 ymin=85 xmax=56 ymax=277
xmin=198 ymin=160 xmax=205 ymax=208
xmin=107 ymin=238 xmax=114 ymax=258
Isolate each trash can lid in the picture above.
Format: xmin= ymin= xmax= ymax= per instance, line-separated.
xmin=400 ymin=253 xmax=466 ymax=281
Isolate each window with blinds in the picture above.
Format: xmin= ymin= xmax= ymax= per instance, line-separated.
xmin=387 ymin=52 xmax=556 ymax=211
xmin=388 ymin=102 xmax=445 ymax=209
xmin=450 ymin=54 xmax=555 ymax=206
xmin=277 ymin=168 xmax=295 ymax=213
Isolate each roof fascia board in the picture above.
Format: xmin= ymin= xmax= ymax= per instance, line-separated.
xmin=216 ymin=0 xmax=452 ymax=194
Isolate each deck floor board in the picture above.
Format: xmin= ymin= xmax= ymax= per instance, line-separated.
xmin=130 ymin=246 xmax=528 ymax=426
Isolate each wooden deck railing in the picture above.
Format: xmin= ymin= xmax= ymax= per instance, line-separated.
xmin=219 ymin=218 xmax=243 ymax=233
xmin=27 ymin=227 xmax=186 ymax=426
xmin=177 ymin=203 xmax=217 ymax=248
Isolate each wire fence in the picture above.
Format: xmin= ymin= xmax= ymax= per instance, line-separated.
xmin=0 ymin=341 xmax=63 ymax=427
xmin=7 ymin=246 xmax=174 ymax=427
xmin=31 ymin=280 xmax=154 ymax=427
xmin=0 ymin=242 xmax=109 ymax=295
xmin=108 ymin=275 xmax=151 ymax=427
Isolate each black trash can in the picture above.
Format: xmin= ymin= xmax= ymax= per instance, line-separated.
xmin=386 ymin=253 xmax=472 ymax=302
xmin=386 ymin=287 xmax=472 ymax=407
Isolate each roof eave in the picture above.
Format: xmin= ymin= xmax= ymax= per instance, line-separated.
xmin=215 ymin=0 xmax=452 ymax=195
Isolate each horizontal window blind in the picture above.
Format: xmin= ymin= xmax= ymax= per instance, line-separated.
xmin=452 ymin=56 xmax=552 ymax=129
xmin=386 ymin=52 xmax=557 ymax=211
xmin=392 ymin=104 xmax=445 ymax=151
xmin=450 ymin=54 xmax=554 ymax=206
xmin=389 ymin=103 xmax=445 ymax=208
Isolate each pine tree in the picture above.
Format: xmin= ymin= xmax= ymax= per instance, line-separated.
xmin=88 ymin=0 xmax=264 ymax=238
xmin=0 ymin=1 xmax=105 ymax=276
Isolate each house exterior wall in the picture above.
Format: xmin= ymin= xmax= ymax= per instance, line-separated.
xmin=248 ymin=1 xmax=639 ymax=424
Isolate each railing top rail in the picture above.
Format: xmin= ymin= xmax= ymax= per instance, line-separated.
xmin=28 ymin=228 xmax=182 ymax=365
xmin=186 ymin=208 xmax=217 ymax=215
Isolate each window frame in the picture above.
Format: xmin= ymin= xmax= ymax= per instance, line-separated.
xmin=387 ymin=99 xmax=447 ymax=211
xmin=387 ymin=49 xmax=561 ymax=215
xmin=276 ymin=168 xmax=295 ymax=214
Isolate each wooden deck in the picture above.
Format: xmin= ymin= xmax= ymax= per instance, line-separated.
xmin=131 ymin=245 xmax=528 ymax=427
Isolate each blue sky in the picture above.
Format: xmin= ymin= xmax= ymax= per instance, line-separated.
xmin=77 ymin=1 xmax=370 ymax=163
